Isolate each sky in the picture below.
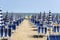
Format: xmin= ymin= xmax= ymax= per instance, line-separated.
xmin=0 ymin=0 xmax=60 ymax=13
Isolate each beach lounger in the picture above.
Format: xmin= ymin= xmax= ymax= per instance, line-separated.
xmin=49 ymin=35 xmax=60 ymax=40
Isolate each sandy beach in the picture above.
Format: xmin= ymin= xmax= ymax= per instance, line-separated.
xmin=11 ymin=19 xmax=47 ymax=40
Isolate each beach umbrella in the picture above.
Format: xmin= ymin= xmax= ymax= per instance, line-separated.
xmin=54 ymin=26 xmax=57 ymax=32
xmin=8 ymin=23 xmax=16 ymax=30
xmin=38 ymin=12 xmax=42 ymax=19
xmin=42 ymin=28 xmax=43 ymax=33
xmin=8 ymin=28 xmax=11 ymax=37
xmin=8 ymin=24 xmax=12 ymax=29
xmin=12 ymin=24 xmax=16 ymax=30
xmin=45 ymin=28 xmax=47 ymax=34
xmin=42 ymin=11 xmax=46 ymax=21
xmin=0 ymin=9 xmax=5 ymax=38
xmin=38 ymin=27 xmax=40 ymax=33
xmin=1 ymin=28 xmax=3 ymax=37
xmin=13 ymin=20 xmax=17 ymax=26
xmin=4 ymin=28 xmax=7 ymax=37
xmin=46 ymin=11 xmax=53 ymax=28
xmin=3 ymin=11 xmax=9 ymax=25
xmin=17 ymin=20 xmax=19 ymax=26
xmin=57 ymin=26 xmax=59 ymax=32
xmin=41 ymin=27 xmax=47 ymax=34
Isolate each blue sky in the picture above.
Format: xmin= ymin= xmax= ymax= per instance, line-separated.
xmin=0 ymin=0 xmax=60 ymax=13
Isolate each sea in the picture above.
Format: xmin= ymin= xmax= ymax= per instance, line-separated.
xmin=2 ymin=13 xmax=60 ymax=18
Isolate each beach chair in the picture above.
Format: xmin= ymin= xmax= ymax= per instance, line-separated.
xmin=49 ymin=35 xmax=55 ymax=40
xmin=49 ymin=35 xmax=60 ymax=40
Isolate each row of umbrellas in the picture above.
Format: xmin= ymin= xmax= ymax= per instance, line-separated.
xmin=0 ymin=9 xmax=24 ymax=39
xmin=30 ymin=11 xmax=60 ymax=38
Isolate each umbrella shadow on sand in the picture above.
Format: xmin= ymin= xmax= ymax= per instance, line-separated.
xmin=29 ymin=35 xmax=44 ymax=38
xmin=31 ymin=29 xmax=37 ymax=31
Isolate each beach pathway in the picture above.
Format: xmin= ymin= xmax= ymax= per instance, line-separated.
xmin=11 ymin=19 xmax=47 ymax=40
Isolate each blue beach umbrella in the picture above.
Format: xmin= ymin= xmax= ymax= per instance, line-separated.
xmin=57 ymin=26 xmax=59 ymax=32
xmin=42 ymin=27 xmax=47 ymax=34
xmin=1 ymin=28 xmax=3 ymax=37
xmin=12 ymin=24 xmax=16 ymax=30
xmin=8 ymin=28 xmax=11 ymax=37
xmin=54 ymin=26 xmax=56 ymax=32
xmin=13 ymin=20 xmax=18 ymax=26
xmin=4 ymin=28 xmax=7 ymax=37
xmin=16 ymin=20 xmax=19 ymax=26
xmin=45 ymin=28 xmax=47 ymax=34
xmin=18 ymin=19 xmax=21 ymax=24
xmin=38 ymin=27 xmax=40 ymax=33
xmin=8 ymin=24 xmax=16 ymax=30
xmin=8 ymin=24 xmax=12 ymax=29
xmin=53 ymin=26 xmax=60 ymax=32
xmin=13 ymin=20 xmax=17 ymax=26
xmin=42 ymin=28 xmax=43 ymax=33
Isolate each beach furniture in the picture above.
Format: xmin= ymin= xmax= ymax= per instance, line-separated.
xmin=49 ymin=35 xmax=60 ymax=40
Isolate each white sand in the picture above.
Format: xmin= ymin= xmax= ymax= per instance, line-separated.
xmin=11 ymin=19 xmax=47 ymax=40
